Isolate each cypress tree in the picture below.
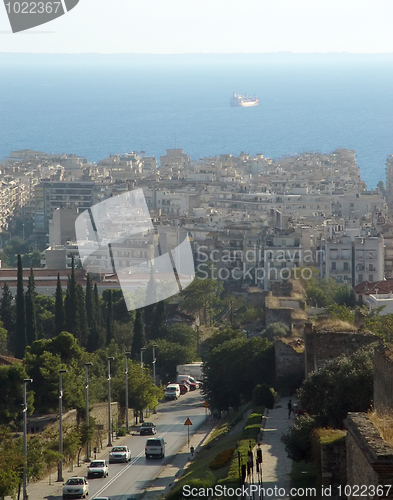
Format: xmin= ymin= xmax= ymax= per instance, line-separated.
xmin=55 ymin=273 xmax=65 ymax=336
xmin=144 ymin=265 xmax=157 ymax=340
xmin=0 ymin=282 xmax=15 ymax=337
xmin=85 ymin=274 xmax=95 ymax=332
xmin=131 ymin=309 xmax=145 ymax=359
xmin=76 ymin=284 xmax=89 ymax=347
xmin=25 ymin=268 xmax=37 ymax=345
xmin=93 ymin=283 xmax=101 ymax=327
xmin=14 ymin=255 xmax=26 ymax=358
xmin=64 ymin=257 xmax=78 ymax=334
xmin=150 ymin=300 xmax=167 ymax=339
xmin=106 ymin=289 xmax=113 ymax=347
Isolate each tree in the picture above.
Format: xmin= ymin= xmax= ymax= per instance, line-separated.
xmin=262 ymin=322 xmax=290 ymax=342
xmin=0 ymin=426 xmax=24 ymax=500
xmin=0 ymin=363 xmax=34 ymax=428
xmin=149 ymin=300 xmax=167 ymax=340
xmin=131 ymin=309 xmax=145 ymax=359
xmin=64 ymin=258 xmax=78 ymax=336
xmin=202 ymin=337 xmax=275 ymax=411
xmin=14 ymin=255 xmax=26 ymax=359
xmin=26 ymin=268 xmax=37 ymax=345
xmin=297 ymin=344 xmax=375 ymax=428
xmin=145 ymin=339 xmax=196 ymax=383
xmin=0 ymin=282 xmax=14 ymax=350
xmin=54 ymin=273 xmax=65 ymax=336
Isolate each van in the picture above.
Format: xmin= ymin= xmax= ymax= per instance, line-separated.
xmin=165 ymin=384 xmax=180 ymax=400
xmin=145 ymin=437 xmax=165 ymax=458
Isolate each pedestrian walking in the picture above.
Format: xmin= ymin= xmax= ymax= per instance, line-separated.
xmin=288 ymin=399 xmax=292 ymax=419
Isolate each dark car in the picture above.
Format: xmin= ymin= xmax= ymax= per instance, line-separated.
xmin=140 ymin=421 xmax=157 ymax=435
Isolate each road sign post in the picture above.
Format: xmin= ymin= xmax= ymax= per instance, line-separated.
xmin=184 ymin=417 xmax=192 ymax=448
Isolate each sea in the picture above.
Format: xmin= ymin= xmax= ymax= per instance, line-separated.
xmin=1 ymin=52 xmax=393 ymax=189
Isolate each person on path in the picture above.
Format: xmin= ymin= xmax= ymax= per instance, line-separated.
xmin=288 ymin=399 xmax=292 ymax=419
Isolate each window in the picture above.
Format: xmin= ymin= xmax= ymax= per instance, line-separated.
xmin=331 ymin=262 xmax=336 ymax=271
xmin=369 ymin=275 xmax=374 ymax=282
xmin=358 ymin=274 xmax=363 ymax=283
xmin=343 ymin=262 xmax=349 ymax=271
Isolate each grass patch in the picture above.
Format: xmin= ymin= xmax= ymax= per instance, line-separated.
xmin=313 ymin=428 xmax=346 ymax=446
xmin=219 ymin=407 xmax=264 ymax=487
xmin=368 ymin=410 xmax=393 ymax=447
xmin=291 ymin=460 xmax=318 ymax=497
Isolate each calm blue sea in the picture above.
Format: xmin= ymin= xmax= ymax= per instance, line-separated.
xmin=1 ymin=53 xmax=393 ymax=188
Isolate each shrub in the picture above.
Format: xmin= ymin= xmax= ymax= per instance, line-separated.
xmin=253 ymin=383 xmax=274 ymax=409
xmin=117 ymin=427 xmax=127 ymax=437
xmin=281 ymin=414 xmax=318 ymax=462
xmin=209 ymin=448 xmax=235 ymax=470
xmin=167 ymin=472 xmax=215 ymax=500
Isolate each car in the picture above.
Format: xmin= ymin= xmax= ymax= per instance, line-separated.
xmin=87 ymin=460 xmax=109 ymax=479
xmin=145 ymin=437 xmax=166 ymax=459
xmin=179 ymin=383 xmax=189 ymax=395
xmin=109 ymin=445 xmax=131 ymax=463
xmin=140 ymin=421 xmax=157 ymax=435
xmin=181 ymin=379 xmax=197 ymax=391
xmin=62 ymin=477 xmax=89 ymax=499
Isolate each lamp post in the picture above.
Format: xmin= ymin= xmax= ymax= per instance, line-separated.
xmin=152 ymin=345 xmax=157 ymax=386
xmin=22 ymin=378 xmax=32 ymax=500
xmin=84 ymin=362 xmax=93 ymax=462
xmin=140 ymin=348 xmax=146 ymax=377
xmin=125 ymin=352 xmax=131 ymax=433
xmin=57 ymin=369 xmax=67 ymax=482
xmin=107 ymin=357 xmax=114 ymax=447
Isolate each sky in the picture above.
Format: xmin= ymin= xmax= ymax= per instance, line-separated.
xmin=1 ymin=0 xmax=393 ymax=54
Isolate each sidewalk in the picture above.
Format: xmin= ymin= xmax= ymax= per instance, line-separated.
xmin=244 ymin=397 xmax=295 ymax=499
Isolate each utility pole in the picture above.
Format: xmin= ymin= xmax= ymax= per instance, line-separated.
xmin=57 ymin=369 xmax=67 ymax=482
xmin=84 ymin=362 xmax=93 ymax=462
xmin=125 ymin=352 xmax=131 ymax=433
xmin=152 ymin=345 xmax=157 ymax=385
xmin=23 ymin=378 xmax=33 ymax=500
xmin=107 ymin=357 xmax=114 ymax=447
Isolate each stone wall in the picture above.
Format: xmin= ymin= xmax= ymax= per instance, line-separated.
xmin=346 ymin=413 xmax=393 ymax=499
xmin=275 ymin=339 xmax=304 ymax=381
xmin=374 ymin=345 xmax=393 ymax=412
xmin=305 ymin=330 xmax=380 ymax=377
xmin=321 ymin=440 xmax=347 ymax=498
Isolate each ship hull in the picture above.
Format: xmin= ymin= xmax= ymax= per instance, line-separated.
xmin=230 ymin=94 xmax=259 ymax=107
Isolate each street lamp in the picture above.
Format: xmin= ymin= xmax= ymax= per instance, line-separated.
xmin=125 ymin=352 xmax=131 ymax=433
xmin=84 ymin=362 xmax=93 ymax=462
xmin=140 ymin=348 xmax=146 ymax=377
xmin=22 ymin=378 xmax=32 ymax=500
xmin=152 ymin=345 xmax=157 ymax=386
xmin=57 ymin=369 xmax=67 ymax=482
xmin=107 ymin=357 xmax=114 ymax=447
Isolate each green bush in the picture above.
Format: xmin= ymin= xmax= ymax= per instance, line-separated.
xmin=117 ymin=427 xmax=127 ymax=437
xmin=281 ymin=414 xmax=318 ymax=462
xmin=253 ymin=383 xmax=274 ymax=409
xmin=209 ymin=448 xmax=235 ymax=470
xmin=167 ymin=472 xmax=215 ymax=500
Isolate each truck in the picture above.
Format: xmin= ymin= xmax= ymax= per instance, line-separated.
xmin=176 ymin=362 xmax=203 ymax=381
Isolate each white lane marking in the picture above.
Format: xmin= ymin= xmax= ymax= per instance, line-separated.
xmin=93 ymin=425 xmax=178 ymax=497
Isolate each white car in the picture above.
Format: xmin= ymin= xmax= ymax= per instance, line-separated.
xmin=62 ymin=477 xmax=89 ymax=499
xmin=87 ymin=460 xmax=109 ymax=479
xmin=109 ymin=445 xmax=131 ymax=463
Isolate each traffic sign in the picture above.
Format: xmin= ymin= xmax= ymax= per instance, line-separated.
xmin=203 ymin=401 xmax=209 ymax=408
xmin=184 ymin=417 xmax=193 ymax=426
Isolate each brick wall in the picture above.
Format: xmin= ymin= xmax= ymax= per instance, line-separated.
xmin=374 ymin=345 xmax=393 ymax=412
xmin=346 ymin=413 xmax=393 ymax=499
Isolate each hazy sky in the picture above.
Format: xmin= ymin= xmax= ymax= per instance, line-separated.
xmin=1 ymin=0 xmax=393 ymax=54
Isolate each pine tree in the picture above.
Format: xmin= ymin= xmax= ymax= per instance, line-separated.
xmin=106 ymin=289 xmax=113 ymax=347
xmin=131 ymin=309 xmax=145 ymax=359
xmin=25 ymin=268 xmax=37 ymax=346
xmin=76 ymin=284 xmax=89 ymax=347
xmin=55 ymin=273 xmax=65 ymax=336
xmin=14 ymin=255 xmax=26 ymax=359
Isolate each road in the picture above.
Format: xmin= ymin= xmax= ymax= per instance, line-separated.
xmin=49 ymin=390 xmax=206 ymax=500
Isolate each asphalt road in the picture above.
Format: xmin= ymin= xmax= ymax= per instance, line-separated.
xmin=50 ymin=390 xmax=206 ymax=500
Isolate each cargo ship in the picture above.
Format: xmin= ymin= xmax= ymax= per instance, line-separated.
xmin=230 ymin=92 xmax=259 ymax=107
